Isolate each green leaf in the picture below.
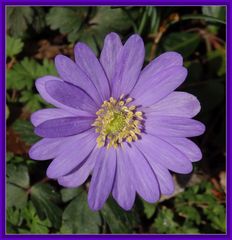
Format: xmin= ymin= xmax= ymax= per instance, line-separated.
xmin=61 ymin=187 xmax=83 ymax=203
xmin=61 ymin=190 xmax=101 ymax=233
xmin=7 ymin=183 xmax=28 ymax=209
xmin=7 ymin=58 xmax=36 ymax=90
xmin=181 ymin=14 xmax=225 ymax=25
xmin=31 ymin=183 xmax=62 ymax=229
xmin=20 ymin=201 xmax=52 ymax=233
xmin=177 ymin=205 xmax=201 ymax=225
xmin=6 ymin=36 xmax=24 ymax=58
xmin=203 ymin=203 xmax=226 ymax=232
xmin=46 ymin=7 xmax=133 ymax=51
xmin=92 ymin=7 xmax=132 ymax=33
xmin=163 ymin=32 xmax=201 ymax=58
xmin=7 ymin=153 xmax=25 ymax=164
xmin=7 ymin=58 xmax=56 ymax=91
xmin=7 ymin=207 xmax=23 ymax=227
xmin=153 ymin=207 xmax=179 ymax=233
xmin=46 ymin=7 xmax=88 ymax=42
xmin=101 ymin=197 xmax=139 ymax=233
xmin=89 ymin=7 xmax=132 ymax=46
xmin=202 ymin=6 xmax=226 ymax=21
xmin=32 ymin=7 xmax=47 ymax=33
xmin=7 ymin=164 xmax=29 ymax=189
xmin=19 ymin=91 xmax=45 ymax=112
xmin=12 ymin=119 xmax=40 ymax=145
xmin=7 ymin=7 xmax=33 ymax=37
xmin=143 ymin=201 xmax=157 ymax=219
xmin=147 ymin=6 xmax=159 ymax=32
xmin=201 ymin=6 xmax=226 ymax=33
xmin=7 ymin=163 xmax=29 ymax=209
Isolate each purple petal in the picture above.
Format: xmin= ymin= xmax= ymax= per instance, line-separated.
xmin=46 ymin=129 xmax=96 ymax=179
xmin=55 ymin=55 xmax=102 ymax=105
xmin=74 ymin=43 xmax=110 ymax=101
xmin=31 ymin=108 xmax=77 ymax=127
xmin=58 ymin=147 xmax=99 ymax=187
xmin=88 ymin=148 xmax=116 ymax=211
xmin=144 ymin=92 xmax=201 ymax=118
xmin=100 ymin=32 xmax=122 ymax=84
xmin=161 ymin=137 xmax=202 ymax=162
xmin=145 ymin=115 xmax=206 ymax=137
xmin=136 ymin=52 xmax=183 ymax=88
xmin=135 ymin=134 xmax=193 ymax=174
xmin=29 ymin=137 xmax=66 ymax=160
xmin=36 ymin=76 xmax=93 ymax=116
xmin=131 ymin=66 xmax=187 ymax=107
xmin=112 ymin=148 xmax=136 ymax=210
xmin=112 ymin=34 xmax=145 ymax=98
xmin=45 ymin=80 xmax=97 ymax=113
xmin=35 ymin=116 xmax=94 ymax=138
xmin=145 ymin=159 xmax=175 ymax=195
xmin=124 ymin=143 xmax=160 ymax=203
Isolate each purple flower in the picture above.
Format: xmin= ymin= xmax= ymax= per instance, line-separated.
xmin=29 ymin=33 xmax=205 ymax=211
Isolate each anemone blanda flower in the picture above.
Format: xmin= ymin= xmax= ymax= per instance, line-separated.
xmin=29 ymin=32 xmax=205 ymax=211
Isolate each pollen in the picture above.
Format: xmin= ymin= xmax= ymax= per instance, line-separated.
xmin=92 ymin=96 xmax=143 ymax=149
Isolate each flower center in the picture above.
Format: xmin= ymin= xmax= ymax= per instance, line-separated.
xmin=92 ymin=95 xmax=143 ymax=149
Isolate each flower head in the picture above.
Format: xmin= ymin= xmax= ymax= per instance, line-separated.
xmin=29 ymin=33 xmax=205 ymax=211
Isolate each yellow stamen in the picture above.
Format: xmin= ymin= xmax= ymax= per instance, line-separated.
xmin=92 ymin=96 xmax=143 ymax=149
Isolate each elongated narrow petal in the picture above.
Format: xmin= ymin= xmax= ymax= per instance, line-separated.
xmin=100 ymin=32 xmax=122 ymax=84
xmin=144 ymin=158 xmax=175 ymax=195
xmin=55 ymin=55 xmax=102 ymax=105
xmin=112 ymin=148 xmax=136 ymax=210
xmin=124 ymin=143 xmax=160 ymax=203
xmin=58 ymin=147 xmax=99 ymax=187
xmin=31 ymin=108 xmax=77 ymax=127
xmin=131 ymin=66 xmax=187 ymax=107
xmin=74 ymin=43 xmax=110 ymax=101
xmin=46 ymin=129 xmax=96 ymax=179
xmin=135 ymin=134 xmax=193 ymax=174
xmin=161 ymin=137 xmax=202 ymax=162
xmin=88 ymin=148 xmax=117 ymax=211
xmin=135 ymin=52 xmax=183 ymax=90
xmin=112 ymin=34 xmax=145 ymax=98
xmin=144 ymin=92 xmax=201 ymax=118
xmin=36 ymin=76 xmax=93 ymax=116
xmin=29 ymin=137 xmax=66 ymax=160
xmin=35 ymin=116 xmax=94 ymax=138
xmin=145 ymin=115 xmax=205 ymax=137
xmin=45 ymin=80 xmax=97 ymax=113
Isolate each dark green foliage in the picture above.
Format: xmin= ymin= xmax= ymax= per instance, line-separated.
xmin=163 ymin=32 xmax=201 ymax=59
xmin=7 ymin=58 xmax=57 ymax=91
xmin=6 ymin=6 xmax=226 ymax=234
xmin=46 ymin=7 xmax=88 ymax=43
xmin=31 ymin=183 xmax=62 ymax=229
xmin=101 ymin=197 xmax=140 ymax=233
xmin=7 ymin=7 xmax=34 ymax=37
xmin=12 ymin=119 xmax=40 ymax=144
xmin=7 ymin=58 xmax=56 ymax=111
xmin=7 ymin=36 xmax=24 ymax=58
xmin=152 ymin=182 xmax=225 ymax=233
xmin=46 ymin=7 xmax=134 ymax=52
xmin=7 ymin=164 xmax=29 ymax=209
xmin=61 ymin=190 xmax=101 ymax=233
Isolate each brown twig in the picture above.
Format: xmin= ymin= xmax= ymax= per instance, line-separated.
xmin=149 ymin=13 xmax=180 ymax=61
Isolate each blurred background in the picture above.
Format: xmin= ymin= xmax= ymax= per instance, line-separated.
xmin=6 ymin=6 xmax=226 ymax=234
